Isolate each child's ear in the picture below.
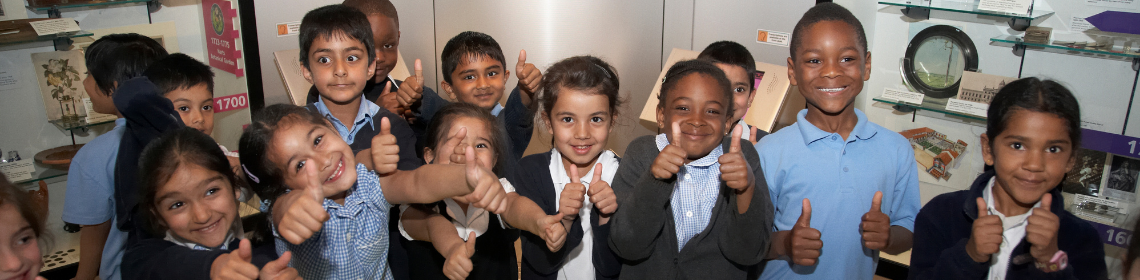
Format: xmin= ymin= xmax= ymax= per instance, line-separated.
xmin=541 ymin=112 xmax=553 ymax=135
xmin=981 ymin=133 xmax=994 ymax=166
xmin=862 ymin=52 xmax=873 ymax=81
xmin=423 ymin=147 xmax=435 ymax=164
xmin=367 ymin=55 xmax=377 ymax=78
xmin=786 ymin=57 xmax=798 ymax=86
xmin=441 ymin=81 xmax=456 ymax=100
xmin=1065 ymin=151 xmax=1077 ymax=173
xmin=301 ymin=65 xmax=315 ymax=84
xmin=656 ymin=104 xmax=666 ymax=130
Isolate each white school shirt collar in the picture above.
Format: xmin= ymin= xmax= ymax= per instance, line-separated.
xmin=164 ymin=218 xmax=244 ymax=251
xmin=549 ymin=148 xmax=618 ymax=280
xmin=397 ymin=178 xmax=515 ymax=241
xmin=738 ymin=120 xmax=752 ymax=141
xmin=982 ymin=177 xmax=1039 ymax=279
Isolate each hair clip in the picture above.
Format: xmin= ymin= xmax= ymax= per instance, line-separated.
xmin=259 ymin=198 xmax=271 ymax=212
xmin=242 ymin=164 xmax=260 ymax=184
xmin=594 ymin=63 xmax=611 ymax=78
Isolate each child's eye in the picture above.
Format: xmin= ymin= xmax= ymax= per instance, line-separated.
xmin=202 ymin=105 xmax=213 ymax=111
xmin=487 ymin=71 xmax=498 ymax=77
xmin=317 ymin=57 xmax=330 ymax=64
xmin=706 ymin=109 xmax=721 ymax=115
xmin=842 ymin=57 xmax=856 ymax=63
xmin=463 ymin=75 xmax=476 ymax=80
xmin=561 ymin=117 xmax=573 ymax=123
xmin=591 ymin=116 xmax=604 ymax=123
xmin=314 ymin=135 xmax=323 ymax=146
xmin=383 ymin=44 xmax=393 ymax=49
xmin=178 ymin=106 xmax=190 ymax=112
xmin=1010 ymin=143 xmax=1024 ymax=150
xmin=734 ymin=87 xmax=746 ymax=93
xmin=674 ymin=106 xmax=689 ymax=111
xmin=169 ymin=201 xmax=184 ymax=210
xmin=206 ymin=187 xmax=219 ymax=196
xmin=347 ymin=55 xmax=359 ymax=62
xmin=296 ymin=160 xmax=306 ymax=172
xmin=476 ymin=143 xmax=488 ymax=149
xmin=16 ymin=235 xmax=32 ymax=245
xmin=1048 ymin=146 xmax=1064 ymax=153
xmin=807 ymin=58 xmax=821 ymax=64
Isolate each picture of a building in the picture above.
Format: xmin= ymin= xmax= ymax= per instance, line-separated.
xmin=900 ymin=127 xmax=968 ymax=181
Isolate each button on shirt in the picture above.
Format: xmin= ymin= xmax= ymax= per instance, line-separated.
xmin=756 ymin=109 xmax=920 ymax=280
xmin=313 ymin=96 xmax=381 ymax=145
xmin=275 ymin=163 xmax=394 ymax=280
xmin=655 ymin=133 xmax=723 ymax=251
xmin=62 ymin=118 xmax=128 ymax=280
xmin=982 ymin=178 xmax=1036 ymax=280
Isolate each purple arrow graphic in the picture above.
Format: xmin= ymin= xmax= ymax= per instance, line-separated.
xmin=1085 ymin=11 xmax=1140 ymax=35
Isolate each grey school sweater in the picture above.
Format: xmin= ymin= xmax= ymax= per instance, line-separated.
xmin=608 ymin=135 xmax=773 ymax=279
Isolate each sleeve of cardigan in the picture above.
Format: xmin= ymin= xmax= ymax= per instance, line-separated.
xmin=591 ymin=208 xmax=622 ymax=278
xmin=121 ymin=238 xmax=224 ymax=280
xmin=717 ymin=141 xmax=773 ymax=266
xmin=501 ymin=87 xmax=535 ymax=160
xmin=907 ymin=198 xmax=989 ymax=280
xmin=512 ymin=156 xmax=583 ymax=276
xmin=607 ymin=136 xmax=674 ymax=261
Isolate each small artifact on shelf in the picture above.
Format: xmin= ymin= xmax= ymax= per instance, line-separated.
xmin=1024 ymin=26 xmax=1051 ymax=44
xmin=34 ymin=144 xmax=83 ymax=170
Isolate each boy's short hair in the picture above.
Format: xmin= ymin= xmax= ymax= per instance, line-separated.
xmin=84 ymin=33 xmax=168 ymax=95
xmin=790 ymin=2 xmax=867 ymax=60
xmin=658 ymin=59 xmax=735 ymax=119
xmin=342 ymin=0 xmax=398 ymax=26
xmin=144 ymin=53 xmax=215 ymax=96
xmin=440 ymin=31 xmax=505 ymax=84
xmin=298 ymin=5 xmax=376 ymax=69
xmin=698 ymin=41 xmax=757 ymax=89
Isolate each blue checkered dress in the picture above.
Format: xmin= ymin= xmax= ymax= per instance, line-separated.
xmin=275 ymin=163 xmax=393 ymax=280
xmin=654 ymin=133 xmax=723 ymax=251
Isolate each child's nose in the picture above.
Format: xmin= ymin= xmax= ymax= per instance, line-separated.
xmin=191 ymin=203 xmax=211 ymax=223
xmin=0 ymin=249 xmax=21 ymax=272
xmin=574 ymin=123 xmax=590 ymax=139
xmin=821 ymin=60 xmax=841 ymax=78
xmin=1022 ymin=150 xmax=1046 ymax=171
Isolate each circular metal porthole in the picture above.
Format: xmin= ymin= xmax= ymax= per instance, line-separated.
xmin=902 ymin=25 xmax=979 ymax=99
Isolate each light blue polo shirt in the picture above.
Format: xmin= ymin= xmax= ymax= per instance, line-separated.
xmin=62 ymin=118 xmax=128 ymax=280
xmin=756 ymin=109 xmax=919 ymax=280
xmin=313 ymin=96 xmax=380 ymax=145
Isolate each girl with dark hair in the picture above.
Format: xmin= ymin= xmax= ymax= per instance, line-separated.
xmin=910 ymin=78 xmax=1107 ymax=279
xmin=0 ymin=173 xmax=49 ymax=280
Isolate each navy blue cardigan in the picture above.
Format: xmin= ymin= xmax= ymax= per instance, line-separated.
xmin=510 ymin=151 xmax=622 ymax=280
xmin=909 ymin=170 xmax=1107 ymax=280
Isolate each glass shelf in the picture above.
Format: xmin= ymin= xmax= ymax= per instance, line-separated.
xmin=49 ymin=118 xmax=116 ymax=131
xmin=27 ymin=0 xmax=152 ymax=11
xmin=0 ymin=30 xmax=92 ymax=48
xmin=879 ymin=0 xmax=1054 ymax=21
xmin=873 ymin=97 xmax=987 ymax=121
xmin=990 ymin=35 xmax=1140 ymax=61
xmin=12 ymin=164 xmax=68 ymax=185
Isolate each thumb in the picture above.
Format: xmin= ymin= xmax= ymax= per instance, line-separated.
xmin=380 ymin=117 xmax=391 ymax=135
xmin=730 ymin=123 xmax=743 ymax=153
xmin=870 ymin=191 xmax=883 ymax=213
xmin=302 ymin=162 xmax=325 ymax=201
xmin=414 ymin=59 xmax=423 ymax=81
xmin=237 ymin=239 xmax=252 ymax=262
xmin=591 ymin=163 xmax=604 ymax=185
xmin=1039 ymin=193 xmax=1052 ymax=210
xmin=797 ymin=198 xmax=812 ymax=227
xmin=550 ymin=213 xmax=564 ymax=225
xmin=517 ymin=49 xmax=527 ymax=70
xmin=465 ymin=232 xmax=477 ymax=257
xmin=569 ymin=165 xmax=580 ymax=184
xmin=465 ymin=145 xmax=479 ymax=177
xmin=671 ymin=121 xmax=682 ymax=147
xmin=382 ymin=80 xmax=393 ymax=95
xmin=976 ymin=197 xmax=989 ymax=217
xmin=265 ymin=251 xmax=292 ymax=272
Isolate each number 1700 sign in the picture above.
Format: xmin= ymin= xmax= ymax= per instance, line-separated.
xmin=213 ymin=93 xmax=249 ymax=113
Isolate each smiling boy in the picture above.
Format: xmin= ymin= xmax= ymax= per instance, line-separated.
xmin=756 ymin=3 xmax=920 ymax=280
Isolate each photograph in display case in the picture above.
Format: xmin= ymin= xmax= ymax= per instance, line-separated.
xmin=1104 ymin=155 xmax=1140 ymax=203
xmin=955 ymin=71 xmax=1018 ymax=104
xmin=30 ymin=50 xmax=88 ymax=122
xmin=1062 ymin=148 xmax=1109 ymax=197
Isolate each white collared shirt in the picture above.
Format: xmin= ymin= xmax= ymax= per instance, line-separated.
xmin=983 ymin=178 xmax=1038 ymax=279
xmin=398 ymin=178 xmax=515 ymax=241
xmin=550 ymin=148 xmax=619 ymax=280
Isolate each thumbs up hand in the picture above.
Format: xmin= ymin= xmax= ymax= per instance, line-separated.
xmin=370 ymin=116 xmax=400 ymax=175
xmin=966 ymin=197 xmax=1003 ymax=263
xmin=861 ymin=191 xmax=892 ymax=250
xmin=538 ymin=213 xmax=567 ymax=252
xmin=586 ymin=163 xmax=617 ymax=220
xmin=558 ymin=167 xmax=587 ymax=224
xmin=464 ymin=145 xmax=508 ymax=214
xmin=1026 ymin=193 xmax=1060 ymax=263
xmin=443 ymin=232 xmax=478 ymax=280
xmin=719 ymin=124 xmax=753 ymax=193
xmin=259 ymin=251 xmax=301 ymax=280
xmin=515 ymin=50 xmax=542 ymax=97
xmin=652 ymin=122 xmax=688 ymax=180
xmin=274 ymin=162 xmax=331 ymax=245
xmin=210 ymin=239 xmax=260 ymax=280
xmin=396 ymin=59 xmax=425 ymax=109
xmin=788 ymin=199 xmax=823 ymax=266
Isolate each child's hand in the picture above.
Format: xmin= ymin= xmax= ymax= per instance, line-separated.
xmin=966 ymin=197 xmax=1003 ymax=263
xmin=718 ymin=125 xmax=753 ymax=193
xmin=259 ymin=251 xmax=300 ymax=280
xmin=515 ymin=50 xmax=542 ymax=96
xmin=434 ymin=127 xmax=467 ymax=165
xmin=275 ymin=166 xmax=330 ymax=245
xmin=377 ymin=79 xmax=405 ymax=119
xmin=747 ymin=125 xmax=760 ymax=146
xmin=861 ymin=191 xmax=891 ymax=250
xmin=370 ymin=116 xmax=400 ymax=174
xmin=788 ymin=199 xmax=822 ymax=266
xmin=210 ymin=239 xmax=259 ymax=280
xmin=463 ymin=145 xmax=508 ymax=214
xmin=537 ymin=213 xmax=567 ymax=252
xmin=1027 ymin=193 xmax=1060 ymax=263
xmin=586 ymin=163 xmax=617 ymax=219
xmin=559 ymin=167 xmax=587 ymax=224
xmin=443 ymin=232 xmax=477 ymax=280
xmin=652 ymin=122 xmax=688 ymax=180
xmin=397 ymin=59 xmax=425 ymax=109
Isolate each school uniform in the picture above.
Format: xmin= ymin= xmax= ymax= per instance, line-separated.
xmin=397 ymin=178 xmax=519 ymax=280
xmin=608 ymin=134 xmax=773 ymax=280
xmin=511 ymin=149 xmax=622 ymax=280
xmin=756 ymin=108 xmax=921 ymax=280
xmin=62 ymin=117 xmax=129 ymax=280
xmin=736 ymin=120 xmax=768 ymax=142
xmin=121 ymin=225 xmax=279 ymax=280
xmin=909 ymin=170 xmax=1108 ymax=280
xmin=274 ymin=163 xmax=396 ymax=279
xmin=307 ymin=76 xmax=446 ymax=160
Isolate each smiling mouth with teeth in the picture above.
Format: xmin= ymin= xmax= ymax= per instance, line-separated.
xmin=819 ymin=87 xmax=847 ymax=93
xmin=326 ymin=159 xmax=344 ymax=183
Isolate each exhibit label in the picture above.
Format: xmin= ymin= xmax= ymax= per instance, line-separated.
xmin=977 ymin=0 xmax=1034 ymax=15
xmin=202 ymin=0 xmax=243 ymax=77
xmin=756 ymin=29 xmax=790 ymax=47
xmin=881 ymin=88 xmax=925 ymax=105
xmin=945 ymin=98 xmax=988 ymax=117
xmin=213 ymin=92 xmax=249 ymax=113
xmin=1091 ymin=221 xmax=1132 ymax=247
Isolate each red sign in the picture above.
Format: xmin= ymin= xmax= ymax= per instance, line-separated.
xmin=213 ymin=93 xmax=249 ymax=113
xmin=202 ymin=0 xmax=243 ymax=77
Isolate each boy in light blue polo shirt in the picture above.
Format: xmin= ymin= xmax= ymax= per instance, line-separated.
xmin=62 ymin=34 xmax=167 ymax=280
xmin=756 ymin=3 xmax=920 ymax=280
